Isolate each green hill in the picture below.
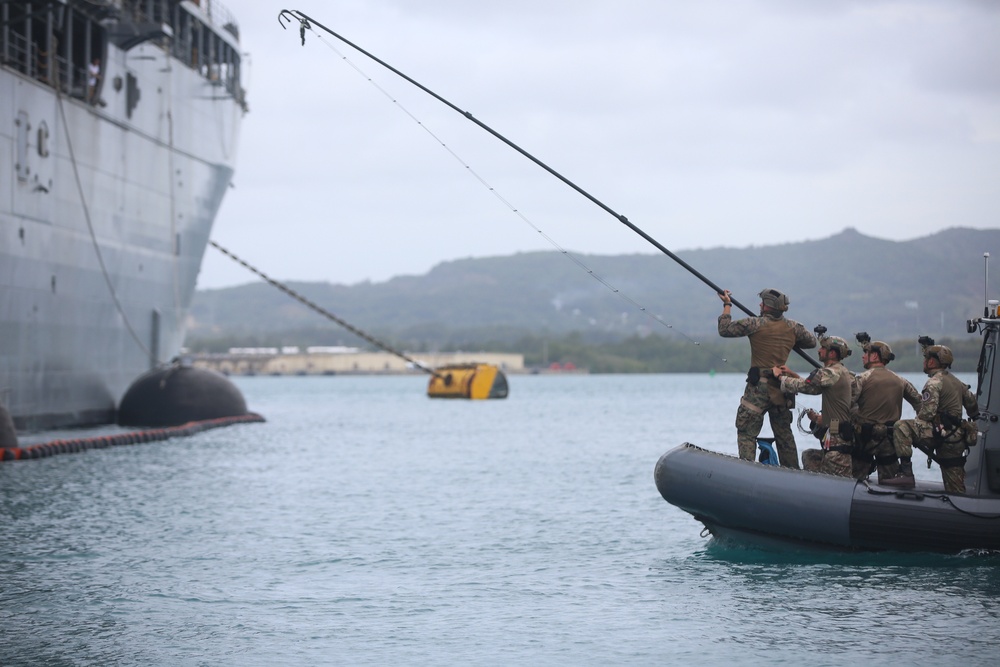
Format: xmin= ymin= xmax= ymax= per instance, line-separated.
xmin=188 ymin=226 xmax=999 ymax=372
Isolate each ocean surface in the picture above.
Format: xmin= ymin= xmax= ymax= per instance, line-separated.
xmin=2 ymin=372 xmax=998 ymax=666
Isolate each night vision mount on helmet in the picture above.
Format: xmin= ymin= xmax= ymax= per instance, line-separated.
xmin=855 ymin=331 xmax=894 ymax=362
xmin=814 ymin=325 xmax=851 ymax=358
xmin=918 ymin=336 xmax=954 ymax=366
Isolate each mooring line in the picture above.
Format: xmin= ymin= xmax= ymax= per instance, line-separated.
xmin=209 ymin=240 xmax=442 ymax=377
xmin=281 ymin=13 xmax=726 ymax=358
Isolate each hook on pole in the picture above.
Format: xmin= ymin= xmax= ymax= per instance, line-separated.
xmin=278 ymin=9 xmax=311 ymax=45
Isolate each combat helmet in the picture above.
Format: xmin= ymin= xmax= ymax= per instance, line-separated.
xmin=868 ymin=341 xmax=895 ymax=363
xmin=820 ymin=335 xmax=852 ymax=359
xmin=924 ymin=345 xmax=954 ymax=367
xmin=758 ymin=288 xmax=789 ymax=312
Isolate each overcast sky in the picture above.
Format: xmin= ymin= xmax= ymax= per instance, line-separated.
xmin=198 ymin=0 xmax=1000 ymax=290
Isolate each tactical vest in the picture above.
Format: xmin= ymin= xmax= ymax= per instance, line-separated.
xmin=856 ymin=367 xmax=906 ymax=424
xmin=935 ymin=371 xmax=967 ymax=422
xmin=931 ymin=370 xmax=979 ymax=446
xmin=822 ymin=363 xmax=853 ymax=428
xmin=748 ymin=317 xmax=797 ymax=369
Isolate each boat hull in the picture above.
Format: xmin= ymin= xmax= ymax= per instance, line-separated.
xmin=655 ymin=444 xmax=1000 ymax=553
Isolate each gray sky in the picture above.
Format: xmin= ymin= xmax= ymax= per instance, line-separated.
xmin=199 ymin=0 xmax=1000 ymax=289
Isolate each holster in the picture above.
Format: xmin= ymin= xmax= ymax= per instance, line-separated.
xmin=831 ymin=419 xmax=855 ymax=442
xmin=962 ymin=419 xmax=979 ymax=446
xmin=747 ymin=367 xmax=760 ymax=386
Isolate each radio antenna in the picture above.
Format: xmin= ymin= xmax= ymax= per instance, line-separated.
xmin=986 ymin=252 xmax=991 ymax=317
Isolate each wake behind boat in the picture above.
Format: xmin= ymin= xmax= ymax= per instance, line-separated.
xmin=655 ymin=301 xmax=1000 ymax=553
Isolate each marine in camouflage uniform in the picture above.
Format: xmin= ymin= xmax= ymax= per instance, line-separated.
xmin=851 ymin=340 xmax=922 ymax=482
xmin=885 ymin=344 xmax=980 ymax=493
xmin=718 ymin=288 xmax=817 ymax=468
xmin=776 ymin=335 xmax=854 ymax=477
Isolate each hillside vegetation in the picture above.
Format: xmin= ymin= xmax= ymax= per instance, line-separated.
xmin=188 ymin=227 xmax=998 ymax=373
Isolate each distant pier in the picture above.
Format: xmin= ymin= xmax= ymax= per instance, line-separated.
xmin=190 ymin=347 xmax=525 ymax=376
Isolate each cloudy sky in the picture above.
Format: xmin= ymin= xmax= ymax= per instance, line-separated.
xmin=198 ymin=0 xmax=1000 ymax=289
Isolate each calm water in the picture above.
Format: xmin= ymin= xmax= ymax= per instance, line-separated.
xmin=2 ymin=373 xmax=997 ymax=666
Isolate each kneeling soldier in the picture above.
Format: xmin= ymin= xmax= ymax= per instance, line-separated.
xmin=883 ymin=339 xmax=980 ymax=493
xmin=774 ymin=331 xmax=854 ymax=477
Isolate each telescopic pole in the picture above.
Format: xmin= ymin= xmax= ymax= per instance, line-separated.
xmin=277 ymin=9 xmax=820 ymax=369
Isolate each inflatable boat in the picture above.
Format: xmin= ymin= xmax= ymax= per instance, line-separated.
xmin=654 ymin=303 xmax=1000 ymax=553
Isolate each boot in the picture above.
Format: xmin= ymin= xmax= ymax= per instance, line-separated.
xmin=876 ymin=459 xmax=900 ymax=484
xmin=881 ymin=457 xmax=915 ymax=489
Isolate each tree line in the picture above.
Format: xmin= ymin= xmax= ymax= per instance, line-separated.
xmin=185 ymin=329 xmax=984 ymax=375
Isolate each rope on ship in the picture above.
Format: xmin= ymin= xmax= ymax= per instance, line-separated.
xmin=209 ymin=241 xmax=440 ymax=376
xmin=0 ymin=413 xmax=265 ymax=463
xmin=277 ymin=9 xmax=821 ymax=370
xmin=209 ymin=241 xmax=508 ymax=399
xmin=54 ymin=82 xmax=153 ymax=361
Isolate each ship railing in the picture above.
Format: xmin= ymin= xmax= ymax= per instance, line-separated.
xmin=124 ymin=0 xmax=237 ymax=38
xmin=2 ymin=1 xmax=245 ymax=108
xmin=1 ymin=9 xmax=90 ymax=101
xmin=200 ymin=0 xmax=239 ymax=41
xmin=167 ymin=0 xmax=240 ymax=41
xmin=143 ymin=2 xmax=246 ymax=106
xmin=123 ymin=0 xmax=172 ymax=27
xmin=193 ymin=0 xmax=242 ymax=104
xmin=52 ymin=55 xmax=89 ymax=100
xmin=159 ymin=0 xmax=245 ymax=106
xmin=3 ymin=31 xmax=90 ymax=102
xmin=2 ymin=29 xmax=31 ymax=78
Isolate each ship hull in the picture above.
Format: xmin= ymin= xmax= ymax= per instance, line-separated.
xmin=0 ymin=1 xmax=244 ymax=430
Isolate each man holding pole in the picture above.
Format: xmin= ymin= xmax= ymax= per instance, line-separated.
xmin=718 ymin=288 xmax=817 ymax=468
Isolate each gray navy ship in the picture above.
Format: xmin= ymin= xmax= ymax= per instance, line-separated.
xmin=1 ymin=0 xmax=246 ymax=431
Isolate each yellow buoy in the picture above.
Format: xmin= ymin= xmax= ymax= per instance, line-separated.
xmin=427 ymin=363 xmax=508 ymax=400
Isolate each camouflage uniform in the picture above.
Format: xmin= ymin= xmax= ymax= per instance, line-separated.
xmin=893 ymin=369 xmax=979 ymax=493
xmin=801 ymin=447 xmax=825 ymax=472
xmin=852 ymin=366 xmax=922 ymax=482
xmin=719 ymin=312 xmax=817 ymax=467
xmin=780 ymin=361 xmax=854 ymax=477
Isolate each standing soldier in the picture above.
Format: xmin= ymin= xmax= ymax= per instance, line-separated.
xmin=774 ymin=332 xmax=854 ymax=477
xmin=718 ymin=288 xmax=817 ymax=467
xmin=851 ymin=334 xmax=922 ymax=482
xmin=883 ymin=338 xmax=980 ymax=492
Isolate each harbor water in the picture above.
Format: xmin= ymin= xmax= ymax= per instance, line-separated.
xmin=2 ymin=372 xmax=998 ymax=666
